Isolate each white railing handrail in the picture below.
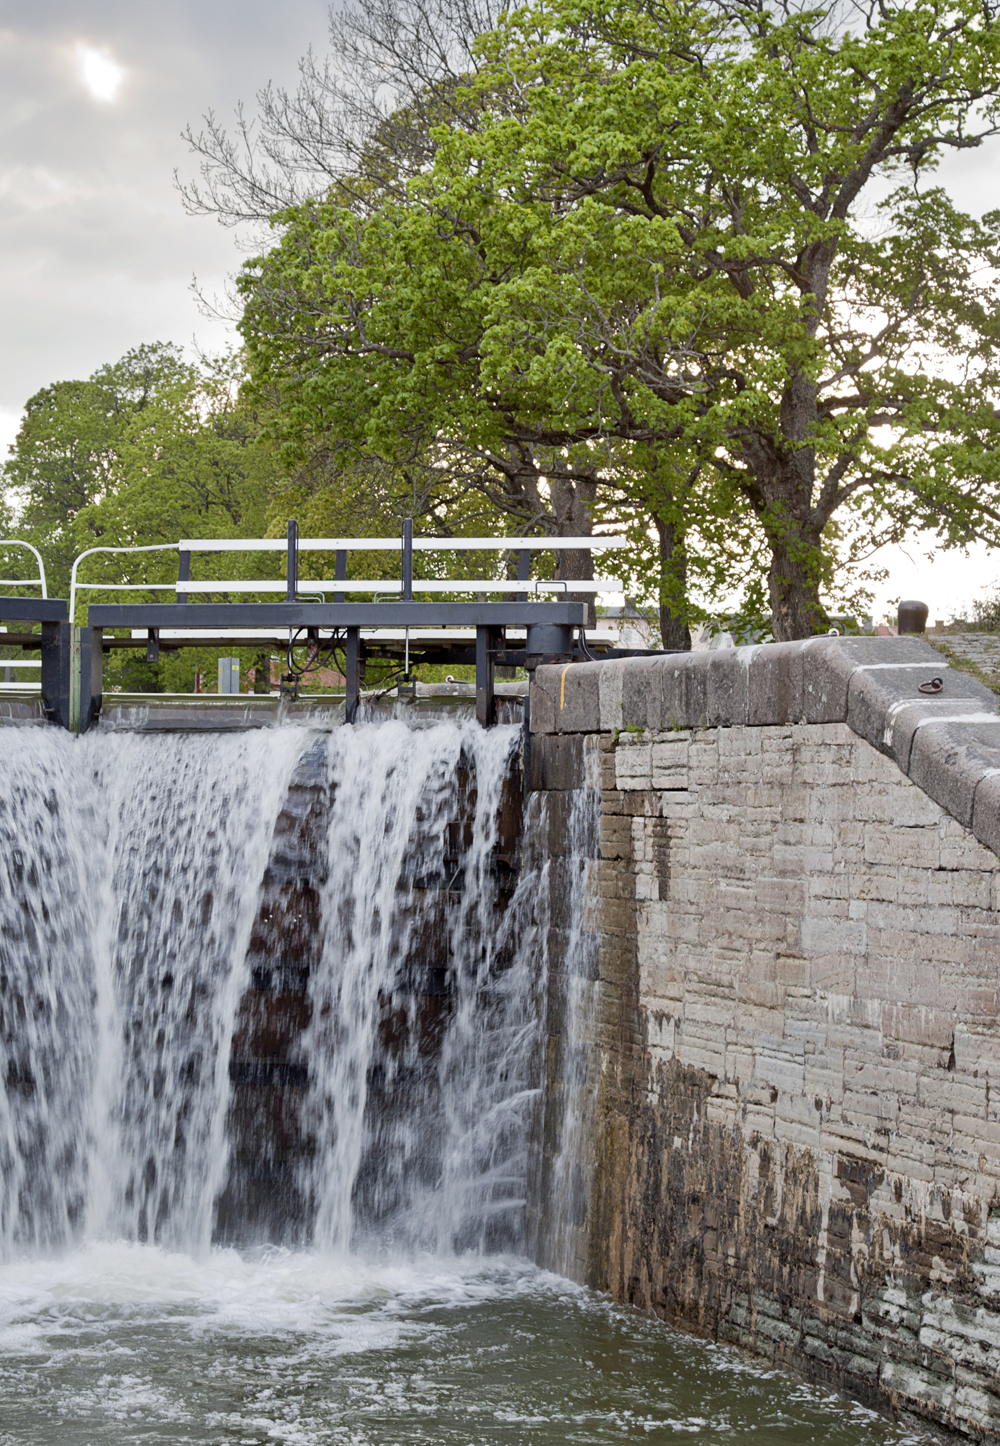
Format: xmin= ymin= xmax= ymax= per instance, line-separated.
xmin=176 ymin=535 xmax=627 ymax=552
xmin=0 ymin=541 xmax=47 ymax=598
xmin=69 ymin=534 xmax=627 ymax=621
xmin=69 ymin=543 xmax=178 ymax=623
xmin=173 ymin=578 xmax=623 ymax=595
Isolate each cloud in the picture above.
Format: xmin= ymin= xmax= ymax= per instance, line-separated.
xmin=0 ymin=408 xmax=21 ymax=463
xmin=75 ymin=44 xmax=125 ymax=102
xmin=0 ymin=0 xmax=330 ymax=420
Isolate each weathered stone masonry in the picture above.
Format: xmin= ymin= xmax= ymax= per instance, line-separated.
xmin=529 ymin=636 xmax=1000 ymax=1440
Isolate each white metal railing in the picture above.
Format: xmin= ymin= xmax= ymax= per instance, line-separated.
xmin=174 ymin=579 xmax=621 ymax=594
xmin=69 ymin=543 xmax=179 ymax=623
xmin=69 ymin=534 xmax=628 ymax=621
xmin=0 ymin=541 xmax=48 ymax=598
xmin=176 ymin=536 xmax=625 ymax=551
xmin=0 ymin=659 xmax=42 ymax=692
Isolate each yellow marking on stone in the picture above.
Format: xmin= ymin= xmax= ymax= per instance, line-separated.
xmin=560 ymin=663 xmax=574 ymax=710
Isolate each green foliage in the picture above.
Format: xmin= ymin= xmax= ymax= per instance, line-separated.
xmin=969 ymin=589 xmax=1000 ymax=631
xmin=2 ymin=343 xmax=186 ymax=598
xmin=0 ymin=337 xmax=506 ymax=694
xmin=3 ymin=344 xmax=280 ymax=610
xmin=237 ymin=0 xmax=1000 ymax=639
xmin=2 ymin=343 xmax=306 ymax=690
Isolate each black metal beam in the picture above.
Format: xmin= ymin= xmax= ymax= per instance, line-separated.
xmin=87 ymin=600 xmax=587 ymax=628
xmin=40 ymin=621 xmax=71 ymax=728
xmin=286 ymin=519 xmax=298 ymax=601
xmin=79 ymin=626 xmax=103 ymax=733
xmin=476 ymin=625 xmax=502 ymax=727
xmin=402 ymin=518 xmax=413 ymax=603
xmin=515 ymin=548 xmax=531 ymax=603
xmin=345 ymin=627 xmax=365 ymax=722
xmin=177 ymin=550 xmax=190 ymax=605
xmin=0 ymin=598 xmax=68 ymax=622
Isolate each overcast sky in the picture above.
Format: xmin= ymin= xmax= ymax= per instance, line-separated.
xmin=1 ymin=0 xmax=1000 ymax=620
xmin=0 ymin=0 xmax=329 ymax=439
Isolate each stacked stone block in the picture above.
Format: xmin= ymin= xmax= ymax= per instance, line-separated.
xmin=529 ymin=636 xmax=1000 ymax=1440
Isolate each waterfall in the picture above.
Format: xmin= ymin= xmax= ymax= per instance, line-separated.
xmin=300 ymin=720 xmax=541 ymax=1255
xmin=0 ymin=727 xmax=307 ymax=1258
xmin=525 ymin=738 xmax=602 ymax=1279
xmin=0 ymin=715 xmax=572 ymax=1263
xmin=0 ymin=730 xmax=97 ymax=1255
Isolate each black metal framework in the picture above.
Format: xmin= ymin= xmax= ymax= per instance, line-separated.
xmin=0 ymin=598 xmax=71 ymax=727
xmin=86 ymin=600 xmax=587 ymax=727
xmin=63 ymin=520 xmax=677 ymax=730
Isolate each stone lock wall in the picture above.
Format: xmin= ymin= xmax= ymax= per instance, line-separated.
xmin=529 ymin=636 xmax=1000 ymax=1440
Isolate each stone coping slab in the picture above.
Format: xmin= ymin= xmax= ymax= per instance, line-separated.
xmin=531 ymin=636 xmax=1000 ymax=856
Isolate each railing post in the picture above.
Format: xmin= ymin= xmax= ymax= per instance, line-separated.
xmin=286 ymin=520 xmax=299 ymax=601
xmin=333 ymin=548 xmax=346 ymax=603
xmin=401 ymin=518 xmax=413 ymax=602
xmin=515 ymin=547 xmax=531 ymax=603
xmin=177 ymin=549 xmax=190 ymax=604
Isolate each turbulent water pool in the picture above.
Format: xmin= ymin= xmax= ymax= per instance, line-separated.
xmin=0 ymin=1245 xmax=932 ymax=1446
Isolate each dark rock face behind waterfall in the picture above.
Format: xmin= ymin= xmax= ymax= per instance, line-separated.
xmin=217 ymin=725 xmax=532 ymax=1251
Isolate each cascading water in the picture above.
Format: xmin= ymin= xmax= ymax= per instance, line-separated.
xmin=0 ymin=726 xmax=308 ymax=1258
xmin=0 ymin=730 xmax=98 ymax=1255
xmin=301 ymin=720 xmax=541 ymax=1256
xmin=526 ymin=738 xmax=602 ymax=1279
xmin=0 ymin=715 xmax=544 ymax=1259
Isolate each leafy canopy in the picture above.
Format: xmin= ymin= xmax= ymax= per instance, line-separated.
xmin=239 ymin=0 xmax=1000 ymax=637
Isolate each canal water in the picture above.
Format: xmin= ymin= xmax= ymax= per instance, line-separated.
xmin=0 ymin=1244 xmax=933 ymax=1445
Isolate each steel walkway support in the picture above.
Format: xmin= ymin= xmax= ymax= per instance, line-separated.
xmin=345 ymin=628 xmax=366 ymax=723
xmin=0 ymin=599 xmax=71 ymax=728
xmin=476 ymin=626 xmax=502 ymax=727
xmin=77 ymin=626 xmax=103 ymax=734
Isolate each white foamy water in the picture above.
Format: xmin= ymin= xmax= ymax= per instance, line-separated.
xmin=0 ymin=719 xmax=540 ymax=1260
xmin=528 ymin=738 xmax=602 ymax=1278
xmin=0 ymin=1241 xmax=935 ymax=1445
xmin=303 ymin=720 xmax=529 ymax=1252
xmin=0 ymin=727 xmax=310 ymax=1259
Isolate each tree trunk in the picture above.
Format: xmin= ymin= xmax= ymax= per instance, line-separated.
xmin=653 ymin=513 xmax=691 ymax=651
xmin=766 ymin=532 xmax=830 ymax=640
xmin=743 ymin=406 xmax=829 ymax=640
xmin=550 ymin=472 xmax=597 ymax=627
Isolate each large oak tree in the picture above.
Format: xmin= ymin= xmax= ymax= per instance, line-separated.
xmin=230 ymin=0 xmax=1000 ymax=638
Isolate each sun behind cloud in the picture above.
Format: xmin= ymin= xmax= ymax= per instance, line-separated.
xmin=75 ymin=45 xmax=126 ymax=103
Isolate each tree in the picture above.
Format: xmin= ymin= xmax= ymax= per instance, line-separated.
xmin=2 ymin=345 xmax=189 ymax=597
xmin=182 ymin=0 xmax=635 ymax=626
xmin=3 ymin=345 xmax=293 ymax=691
xmin=76 ymin=351 xmax=273 ymax=552
xmin=459 ymin=0 xmax=1000 ymax=638
xmin=225 ymin=0 xmax=1000 ymax=638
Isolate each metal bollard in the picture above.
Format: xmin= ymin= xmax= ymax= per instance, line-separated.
xmin=897 ymin=600 xmax=929 ymax=634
